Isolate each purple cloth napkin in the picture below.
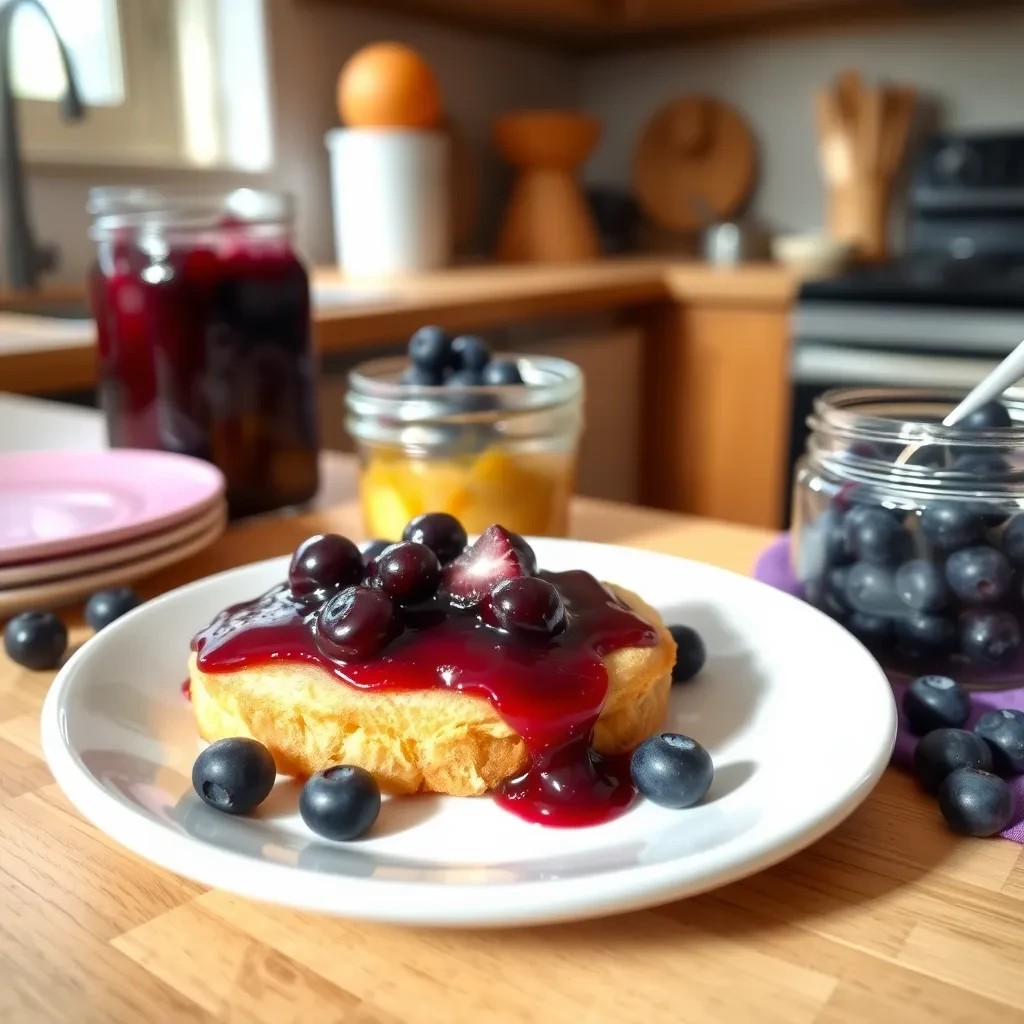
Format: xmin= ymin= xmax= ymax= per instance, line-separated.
xmin=753 ymin=533 xmax=1024 ymax=842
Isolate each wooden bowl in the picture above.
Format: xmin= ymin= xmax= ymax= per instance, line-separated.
xmin=493 ymin=111 xmax=601 ymax=170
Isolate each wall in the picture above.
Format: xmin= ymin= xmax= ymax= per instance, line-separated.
xmin=21 ymin=0 xmax=576 ymax=285
xmin=578 ymin=8 xmax=1024 ymax=236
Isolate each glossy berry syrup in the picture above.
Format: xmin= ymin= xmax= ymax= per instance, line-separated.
xmin=192 ymin=570 xmax=658 ymax=827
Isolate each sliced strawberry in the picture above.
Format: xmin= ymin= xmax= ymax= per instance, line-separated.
xmin=442 ymin=524 xmax=529 ymax=608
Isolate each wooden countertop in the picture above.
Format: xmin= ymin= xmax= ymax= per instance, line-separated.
xmin=0 ymin=259 xmax=795 ymax=395
xmin=4 ymin=496 xmax=1024 ymax=1023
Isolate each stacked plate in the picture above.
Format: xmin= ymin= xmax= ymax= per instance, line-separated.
xmin=0 ymin=450 xmax=226 ymax=616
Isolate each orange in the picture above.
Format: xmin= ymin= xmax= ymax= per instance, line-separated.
xmin=337 ymin=42 xmax=442 ymax=129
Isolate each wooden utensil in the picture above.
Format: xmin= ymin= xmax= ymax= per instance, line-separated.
xmin=632 ymin=96 xmax=757 ymax=234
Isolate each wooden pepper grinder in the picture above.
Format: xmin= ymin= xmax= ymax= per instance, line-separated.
xmin=494 ymin=110 xmax=601 ymax=263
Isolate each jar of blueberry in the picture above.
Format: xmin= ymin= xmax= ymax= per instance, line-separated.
xmin=346 ymin=327 xmax=582 ymax=540
xmin=88 ymin=187 xmax=319 ymax=518
xmin=792 ymin=387 xmax=1024 ymax=689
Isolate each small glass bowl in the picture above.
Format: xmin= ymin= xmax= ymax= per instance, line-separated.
xmin=791 ymin=386 xmax=1024 ymax=690
xmin=346 ymin=354 xmax=583 ymax=540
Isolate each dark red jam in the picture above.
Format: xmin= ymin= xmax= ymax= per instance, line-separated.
xmin=192 ymin=570 xmax=659 ymax=827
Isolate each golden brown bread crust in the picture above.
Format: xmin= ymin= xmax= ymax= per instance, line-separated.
xmin=189 ymin=582 xmax=675 ymax=796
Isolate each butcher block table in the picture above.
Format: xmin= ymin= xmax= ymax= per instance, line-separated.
xmin=3 ymin=497 xmax=1024 ymax=1023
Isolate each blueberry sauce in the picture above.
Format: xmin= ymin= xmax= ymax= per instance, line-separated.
xmin=192 ymin=569 xmax=658 ymax=827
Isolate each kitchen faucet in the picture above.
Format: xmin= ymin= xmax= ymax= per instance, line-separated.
xmin=0 ymin=0 xmax=84 ymax=292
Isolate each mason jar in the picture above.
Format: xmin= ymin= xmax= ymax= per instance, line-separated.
xmin=792 ymin=387 xmax=1024 ymax=690
xmin=346 ymin=354 xmax=582 ymax=540
xmin=87 ymin=187 xmax=319 ymax=518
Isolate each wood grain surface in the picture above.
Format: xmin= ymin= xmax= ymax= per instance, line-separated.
xmin=5 ymin=497 xmax=1024 ymax=1023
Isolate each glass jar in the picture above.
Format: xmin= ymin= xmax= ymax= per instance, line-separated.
xmin=346 ymin=354 xmax=582 ymax=540
xmin=87 ymin=187 xmax=319 ymax=518
xmin=792 ymin=387 xmax=1024 ymax=690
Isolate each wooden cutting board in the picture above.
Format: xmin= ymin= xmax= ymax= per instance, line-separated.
xmin=632 ymin=96 xmax=757 ymax=232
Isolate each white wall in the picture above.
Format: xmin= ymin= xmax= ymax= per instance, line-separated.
xmin=578 ymin=9 xmax=1024 ymax=235
xmin=22 ymin=0 xmax=576 ymax=284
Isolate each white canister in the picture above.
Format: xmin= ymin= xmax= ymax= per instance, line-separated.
xmin=325 ymin=127 xmax=450 ymax=276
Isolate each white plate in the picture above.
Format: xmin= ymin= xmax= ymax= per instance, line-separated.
xmin=41 ymin=539 xmax=896 ymax=927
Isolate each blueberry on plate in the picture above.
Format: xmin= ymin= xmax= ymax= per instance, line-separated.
xmin=938 ymin=767 xmax=1014 ymax=836
xmin=366 ymin=541 xmax=441 ymax=604
xmin=919 ymin=502 xmax=985 ymax=552
xmin=961 ymin=609 xmax=1022 ymax=666
xmin=914 ymin=728 xmax=993 ymax=794
xmin=957 ymin=399 xmax=1013 ymax=431
xmin=288 ymin=534 xmax=363 ymax=603
xmin=450 ymin=334 xmax=490 ymax=372
xmin=902 ymin=675 xmax=971 ymax=736
xmin=844 ymin=508 xmax=907 ymax=566
xmin=486 ymin=576 xmax=566 ymax=636
xmin=3 ymin=611 xmax=67 ymax=670
xmin=360 ymin=539 xmax=391 ymax=566
xmin=402 ymin=512 xmax=467 ymax=565
xmin=844 ymin=562 xmax=897 ymax=614
xmin=894 ymin=559 xmax=948 ymax=613
xmin=300 ymin=765 xmax=381 ymax=840
xmin=315 ymin=586 xmax=397 ymax=661
xmin=667 ymin=624 xmax=706 ymax=683
xmin=192 ymin=737 xmax=276 ymax=815
xmin=896 ymin=611 xmax=957 ymax=658
xmin=1002 ymin=514 xmax=1024 ymax=566
xmin=481 ymin=358 xmax=523 ymax=386
xmin=408 ymin=325 xmax=451 ymax=373
xmin=974 ymin=709 xmax=1024 ymax=775
xmin=84 ymin=587 xmax=141 ymax=631
xmin=630 ymin=733 xmax=714 ymax=809
xmin=945 ymin=546 xmax=1012 ymax=604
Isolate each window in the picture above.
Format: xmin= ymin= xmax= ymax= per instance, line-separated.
xmin=11 ymin=0 xmax=272 ymax=171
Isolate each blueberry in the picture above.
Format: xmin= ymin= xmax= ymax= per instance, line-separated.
xmin=895 ymin=560 xmax=948 ymax=613
xmin=938 ymin=767 xmax=1014 ymax=836
xmin=450 ymin=334 xmax=490 ymax=372
xmin=902 ymin=675 xmax=971 ymax=735
xmin=974 ymin=709 xmax=1024 ymax=775
xmin=399 ymin=364 xmax=442 ymax=386
xmin=486 ymin=577 xmax=566 ymax=635
xmin=402 ymin=512 xmax=467 ymax=565
xmin=360 ymin=539 xmax=391 ymax=567
xmin=3 ymin=611 xmax=67 ymax=670
xmin=844 ymin=508 xmax=907 ymax=565
xmin=84 ymin=587 xmax=141 ymax=631
xmin=950 ymin=453 xmax=1010 ymax=478
xmin=315 ymin=586 xmax=397 ymax=661
xmin=481 ymin=359 xmax=523 ymax=386
xmin=288 ymin=534 xmax=363 ymax=603
xmin=896 ymin=612 xmax=957 ymax=658
xmin=667 ymin=624 xmax=706 ymax=683
xmin=914 ymin=728 xmax=993 ymax=794
xmin=408 ymin=325 xmax=451 ymax=373
xmin=844 ymin=563 xmax=897 ymax=614
xmin=961 ymin=609 xmax=1022 ymax=666
xmin=945 ymin=546 xmax=1011 ymax=604
xmin=300 ymin=764 xmax=381 ymax=840
xmin=958 ymin=399 xmax=1012 ymax=430
xmin=630 ymin=733 xmax=714 ymax=809
xmin=446 ymin=368 xmax=484 ymax=387
xmin=919 ymin=502 xmax=985 ymax=552
xmin=1002 ymin=515 xmax=1024 ymax=566
xmin=366 ymin=541 xmax=441 ymax=604
xmin=847 ymin=611 xmax=893 ymax=647
xmin=192 ymin=737 xmax=276 ymax=815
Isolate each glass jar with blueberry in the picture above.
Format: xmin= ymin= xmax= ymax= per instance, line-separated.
xmin=346 ymin=328 xmax=582 ymax=540
xmin=792 ymin=387 xmax=1024 ymax=689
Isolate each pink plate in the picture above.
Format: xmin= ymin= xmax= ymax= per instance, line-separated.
xmin=0 ymin=450 xmax=225 ymax=566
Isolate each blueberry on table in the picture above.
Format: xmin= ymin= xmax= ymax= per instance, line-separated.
xmin=399 ymin=364 xmax=442 ymax=387
xmin=402 ymin=512 xmax=467 ymax=565
xmin=894 ymin=559 xmax=948 ymax=613
xmin=366 ymin=541 xmax=441 ymax=604
xmin=300 ymin=765 xmax=381 ymax=840
xmin=450 ymin=334 xmax=490 ymax=372
xmin=945 ymin=546 xmax=1011 ymax=604
xmin=486 ymin=576 xmax=566 ymax=636
xmin=84 ymin=587 xmax=141 ymax=631
xmin=896 ymin=612 xmax=957 ymax=658
xmin=844 ymin=508 xmax=907 ymax=566
xmin=1002 ymin=515 xmax=1024 ymax=566
xmin=844 ymin=563 xmax=897 ymax=614
xmin=315 ymin=586 xmax=397 ymax=661
xmin=960 ymin=609 xmax=1022 ymax=666
xmin=407 ymin=325 xmax=451 ymax=373
xmin=288 ymin=534 xmax=363 ymax=603
xmin=914 ymin=728 xmax=993 ymax=794
xmin=630 ymin=733 xmax=714 ymax=809
xmin=938 ymin=767 xmax=1014 ymax=837
xmin=919 ymin=502 xmax=985 ymax=552
xmin=482 ymin=358 xmax=524 ymax=386
xmin=192 ymin=737 xmax=276 ymax=815
xmin=667 ymin=624 xmax=706 ymax=683
xmin=3 ymin=611 xmax=67 ymax=670
xmin=974 ymin=709 xmax=1024 ymax=775
xmin=902 ymin=675 xmax=971 ymax=735
xmin=957 ymin=399 xmax=1013 ymax=431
